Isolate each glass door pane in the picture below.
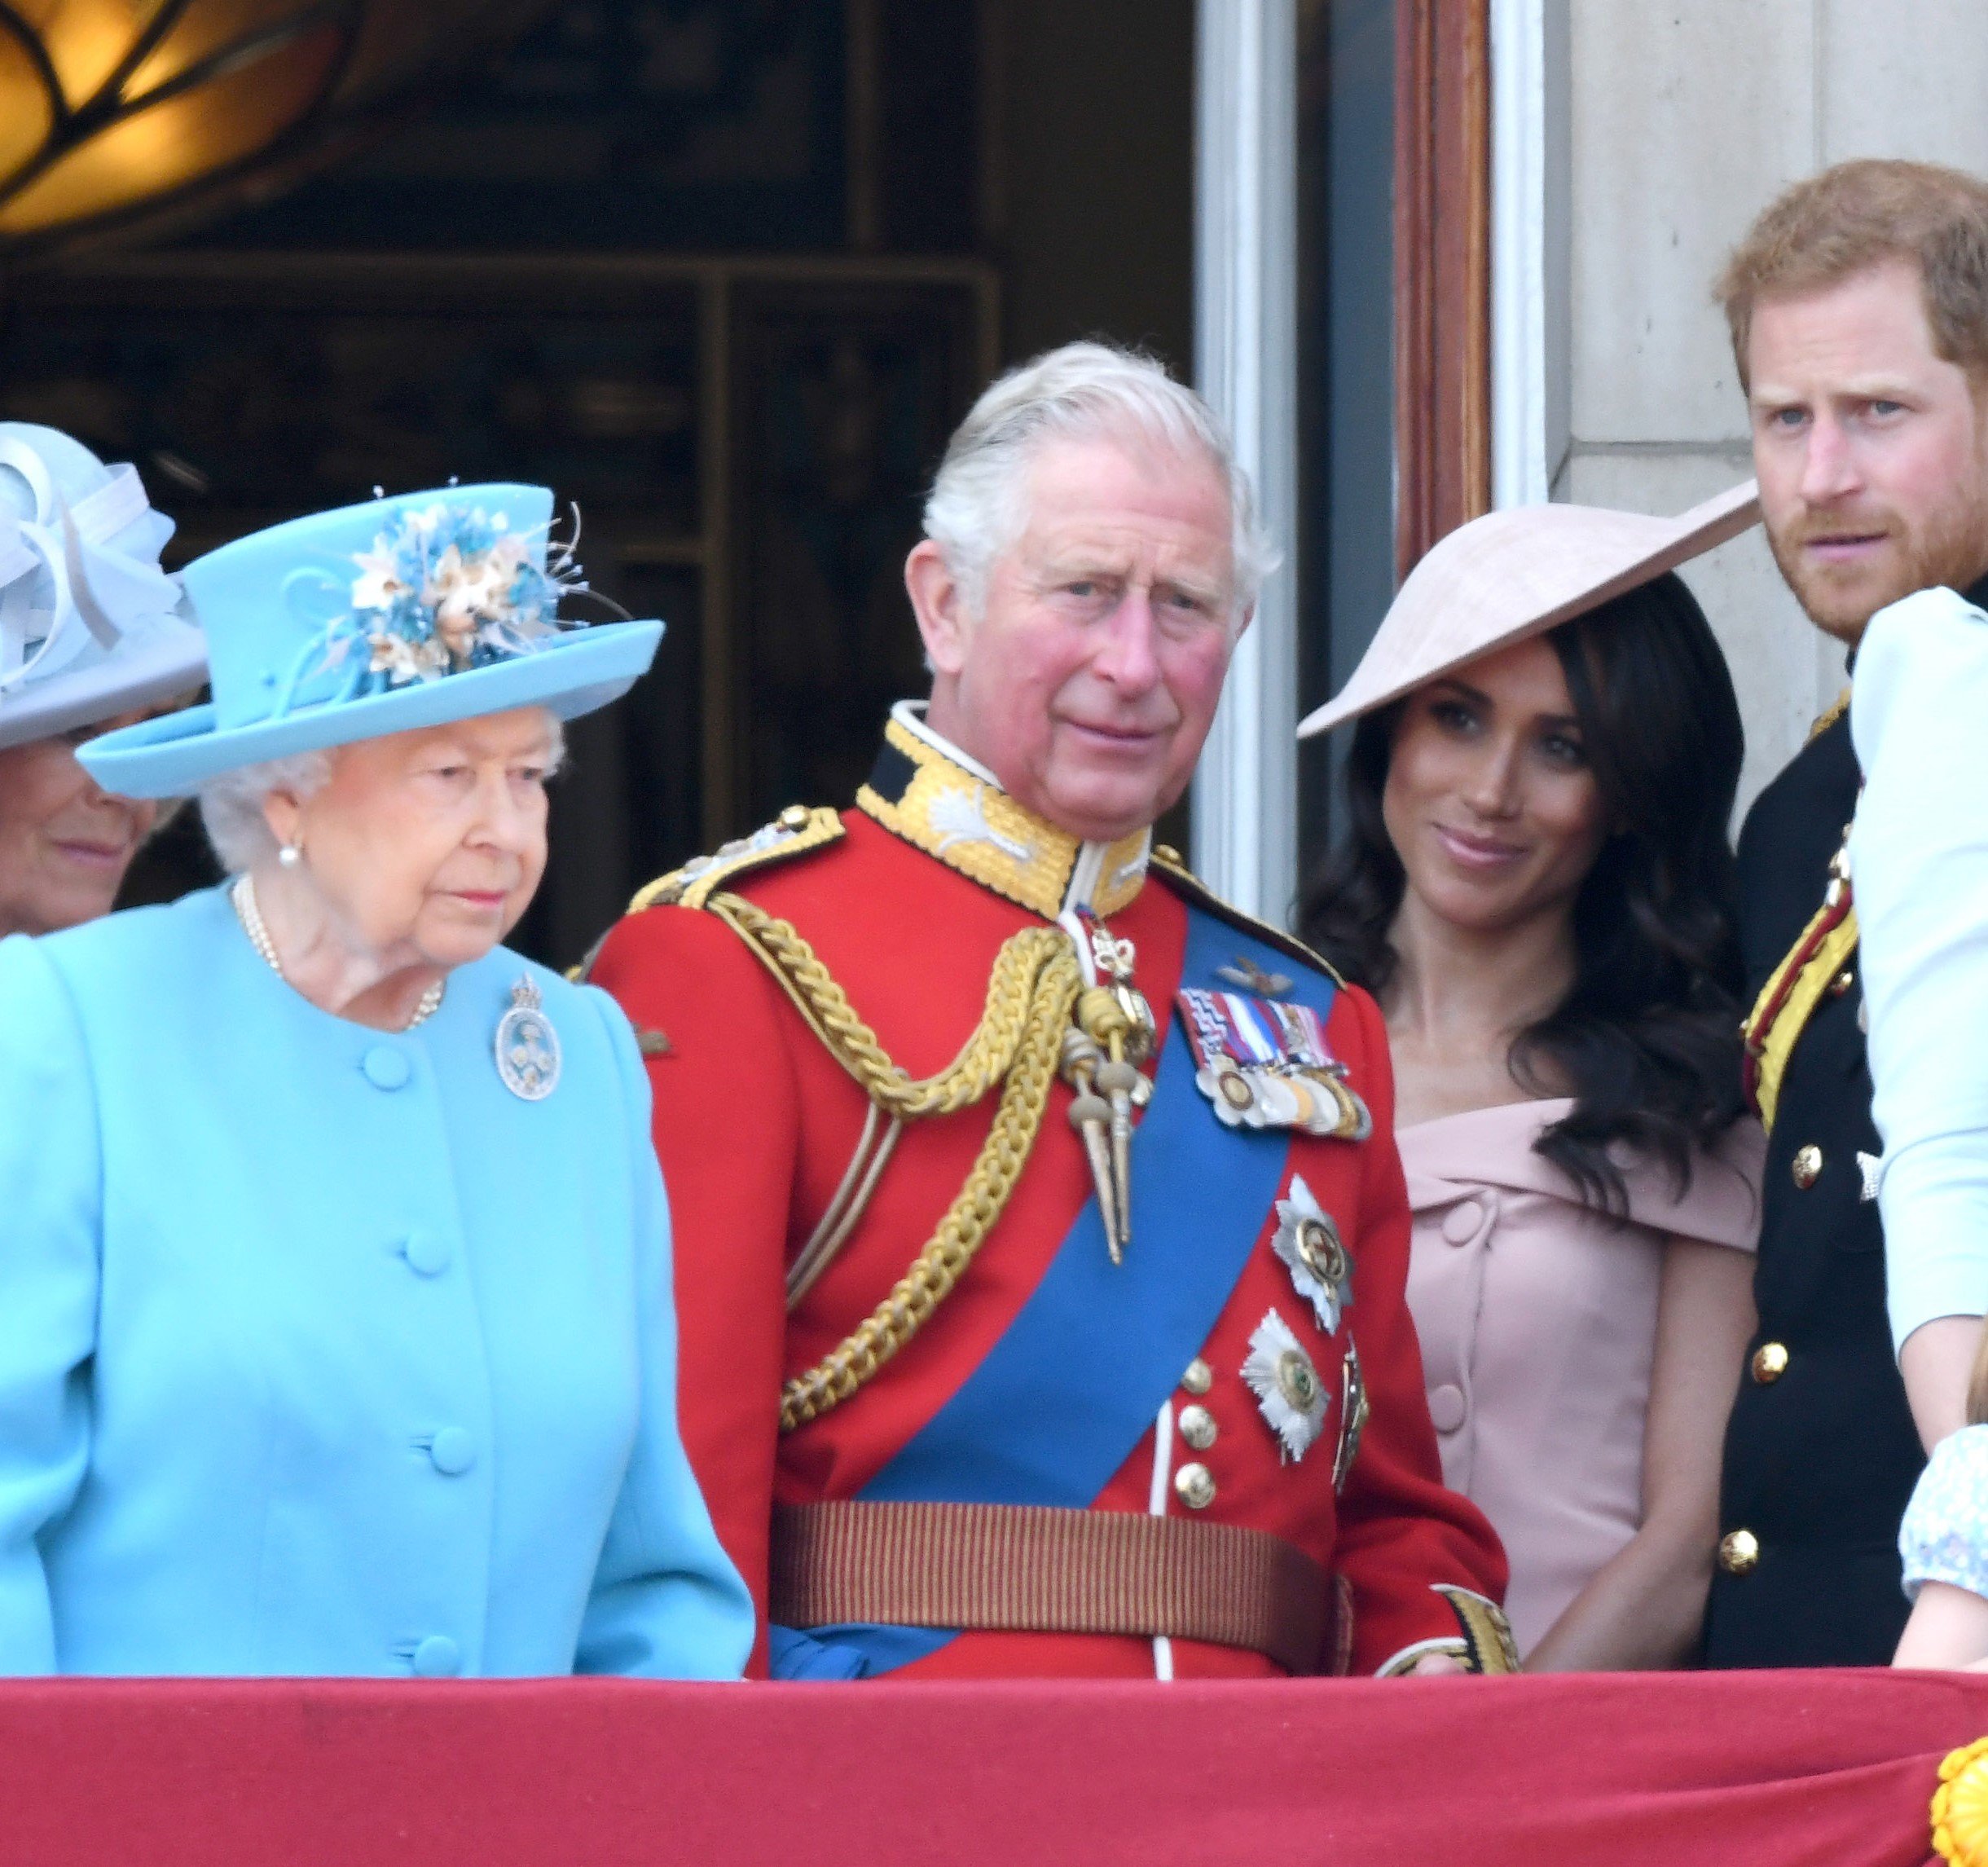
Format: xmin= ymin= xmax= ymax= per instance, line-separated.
xmin=1296 ymin=0 xmax=1396 ymax=887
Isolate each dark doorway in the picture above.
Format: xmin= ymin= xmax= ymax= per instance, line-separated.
xmin=0 ymin=0 xmax=1194 ymax=968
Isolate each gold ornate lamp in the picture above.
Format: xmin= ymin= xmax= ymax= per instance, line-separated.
xmin=0 ymin=1 xmax=548 ymax=254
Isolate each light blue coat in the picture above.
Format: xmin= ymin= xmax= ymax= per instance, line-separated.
xmin=0 ymin=886 xmax=753 ymax=1679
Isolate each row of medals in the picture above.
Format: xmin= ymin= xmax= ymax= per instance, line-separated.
xmin=1205 ymin=1057 xmax=1346 ymax=1137
xmin=1057 ymin=922 xmax=1368 ymax=1263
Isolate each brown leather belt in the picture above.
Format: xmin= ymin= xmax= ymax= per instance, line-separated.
xmin=769 ymin=1499 xmax=1347 ymax=1675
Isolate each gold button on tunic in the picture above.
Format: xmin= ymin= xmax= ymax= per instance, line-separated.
xmin=1718 ymin=1529 xmax=1761 ymax=1576
xmin=1751 ymin=1341 xmax=1789 ymax=1385
xmin=1180 ymin=1358 xmax=1212 ymax=1397
xmin=1177 ymin=1403 xmax=1217 ymax=1451
xmin=1174 ymin=1463 xmax=1216 ymax=1509
xmin=1792 ymin=1145 xmax=1823 ymax=1190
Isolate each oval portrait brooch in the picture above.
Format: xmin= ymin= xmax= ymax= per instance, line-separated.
xmin=495 ymin=975 xmax=561 ymax=1101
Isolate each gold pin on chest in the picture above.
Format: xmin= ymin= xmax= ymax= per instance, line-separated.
xmin=1059 ymin=920 xmax=1155 ymax=1264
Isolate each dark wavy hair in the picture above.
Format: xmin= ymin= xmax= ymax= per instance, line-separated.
xmin=1300 ymin=570 xmax=1747 ymax=1209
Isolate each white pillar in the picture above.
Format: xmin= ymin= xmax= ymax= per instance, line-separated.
xmin=1490 ymin=0 xmax=1569 ymax=511
xmin=1191 ymin=0 xmax=1299 ymax=927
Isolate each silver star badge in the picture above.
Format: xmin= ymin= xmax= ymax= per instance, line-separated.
xmin=1272 ymin=1174 xmax=1352 ymax=1334
xmin=1242 ymin=1309 xmax=1329 ymax=1463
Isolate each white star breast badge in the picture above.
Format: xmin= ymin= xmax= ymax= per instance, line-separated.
xmin=1242 ymin=1308 xmax=1330 ymax=1463
xmin=1272 ymin=1174 xmax=1352 ymax=1334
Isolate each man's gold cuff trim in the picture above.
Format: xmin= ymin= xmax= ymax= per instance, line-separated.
xmin=1434 ymin=1583 xmax=1520 ymax=1674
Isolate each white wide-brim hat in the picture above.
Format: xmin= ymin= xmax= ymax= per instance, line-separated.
xmin=1296 ymin=481 xmax=1761 ymax=738
xmin=0 ymin=422 xmax=206 ymax=752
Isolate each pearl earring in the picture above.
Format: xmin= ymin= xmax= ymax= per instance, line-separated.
xmin=279 ymin=843 xmax=302 ymax=869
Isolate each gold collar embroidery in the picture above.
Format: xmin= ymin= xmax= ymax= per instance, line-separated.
xmin=855 ymin=703 xmax=1150 ymax=920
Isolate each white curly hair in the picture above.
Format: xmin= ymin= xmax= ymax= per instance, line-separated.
xmin=198 ymin=750 xmax=334 ymax=875
xmin=921 ymin=339 xmax=1279 ymax=630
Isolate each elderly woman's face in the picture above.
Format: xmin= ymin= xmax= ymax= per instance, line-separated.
xmin=913 ymin=434 xmax=1238 ymax=843
xmin=0 ymin=712 xmax=160 ymax=938
xmin=273 ymin=707 xmax=555 ymax=971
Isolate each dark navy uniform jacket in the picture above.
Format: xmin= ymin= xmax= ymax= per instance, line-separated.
xmin=1701 ymin=644 xmax=1965 ymax=1664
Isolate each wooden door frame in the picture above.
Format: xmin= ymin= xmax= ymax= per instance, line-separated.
xmin=1393 ymin=0 xmax=1491 ymax=579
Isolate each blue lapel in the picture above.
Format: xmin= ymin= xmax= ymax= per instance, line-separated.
xmin=768 ymin=899 xmax=1343 ymax=1679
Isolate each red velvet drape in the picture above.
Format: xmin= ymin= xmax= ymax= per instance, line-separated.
xmin=5 ymin=1670 xmax=1985 ymax=1865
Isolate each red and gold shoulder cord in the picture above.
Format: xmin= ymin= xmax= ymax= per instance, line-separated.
xmin=1741 ymin=692 xmax=1856 ymax=1135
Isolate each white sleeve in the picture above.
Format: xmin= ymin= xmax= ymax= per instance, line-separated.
xmin=1900 ymin=1422 xmax=1988 ymax=1601
xmin=1850 ymin=587 xmax=1988 ymax=1354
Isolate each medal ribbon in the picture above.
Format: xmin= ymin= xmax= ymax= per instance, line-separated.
xmin=1180 ymin=988 xmax=1344 ymax=1081
xmin=1269 ymin=1001 xmax=1335 ymax=1072
xmin=1219 ymin=992 xmax=1282 ymax=1063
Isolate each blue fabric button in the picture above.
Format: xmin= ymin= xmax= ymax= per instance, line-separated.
xmin=411 ymin=1634 xmax=460 ymax=1678
xmin=402 ymin=1231 xmax=451 ymax=1277
xmin=361 ymin=1046 xmax=411 ymax=1091
xmin=429 ymin=1427 xmax=476 ymax=1476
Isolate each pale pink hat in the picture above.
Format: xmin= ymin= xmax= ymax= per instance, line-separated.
xmin=1296 ymin=481 xmax=1761 ymax=738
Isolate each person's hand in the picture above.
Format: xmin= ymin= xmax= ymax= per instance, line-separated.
xmin=1405 ymin=1650 xmax=1468 ymax=1676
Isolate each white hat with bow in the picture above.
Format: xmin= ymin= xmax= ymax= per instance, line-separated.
xmin=0 ymin=422 xmax=206 ymax=753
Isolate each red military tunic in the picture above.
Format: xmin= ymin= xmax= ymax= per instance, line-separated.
xmin=590 ymin=711 xmax=1509 ymax=1679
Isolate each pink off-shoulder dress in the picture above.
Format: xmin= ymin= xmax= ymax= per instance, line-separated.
xmin=1400 ymin=1099 xmax=1766 ymax=1657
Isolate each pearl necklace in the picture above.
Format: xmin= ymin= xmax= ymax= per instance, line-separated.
xmin=232 ymin=874 xmax=445 ymax=1033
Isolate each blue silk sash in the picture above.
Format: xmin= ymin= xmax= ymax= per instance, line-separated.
xmin=769 ymin=900 xmax=1343 ymax=1679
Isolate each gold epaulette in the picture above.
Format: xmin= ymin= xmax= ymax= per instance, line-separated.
xmin=628 ymin=804 xmax=845 ymax=914
xmin=1147 ymin=844 xmax=1346 ymax=988
xmin=1809 ymin=686 xmax=1851 ymax=742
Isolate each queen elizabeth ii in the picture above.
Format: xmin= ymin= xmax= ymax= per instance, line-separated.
xmin=0 ymin=483 xmax=754 ymax=1679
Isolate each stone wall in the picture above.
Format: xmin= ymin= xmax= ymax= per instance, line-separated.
xmin=1557 ymin=0 xmax=1988 ymax=812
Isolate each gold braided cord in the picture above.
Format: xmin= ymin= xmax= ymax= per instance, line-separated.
xmin=778 ymin=975 xmax=1071 ymax=1429
xmin=707 ymin=892 xmax=1071 ymax=1119
xmin=700 ymin=892 xmax=1084 ymax=1433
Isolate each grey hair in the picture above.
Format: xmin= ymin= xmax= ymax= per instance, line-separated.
xmin=195 ymin=713 xmax=568 ymax=875
xmin=198 ymin=750 xmax=334 ymax=875
xmin=921 ymin=340 xmax=1279 ymax=627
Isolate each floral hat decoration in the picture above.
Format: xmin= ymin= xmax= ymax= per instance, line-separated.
xmin=81 ymin=482 xmax=662 ymax=798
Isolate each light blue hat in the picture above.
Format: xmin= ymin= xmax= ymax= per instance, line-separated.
xmin=81 ymin=484 xmax=662 ymax=799
xmin=0 ymin=422 xmax=205 ymax=752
